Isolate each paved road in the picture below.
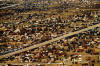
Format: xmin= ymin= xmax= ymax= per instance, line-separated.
xmin=20 ymin=9 xmax=100 ymax=14
xmin=0 ymin=23 xmax=100 ymax=59
xmin=0 ymin=62 xmax=63 ymax=65
xmin=0 ymin=4 xmax=20 ymax=9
